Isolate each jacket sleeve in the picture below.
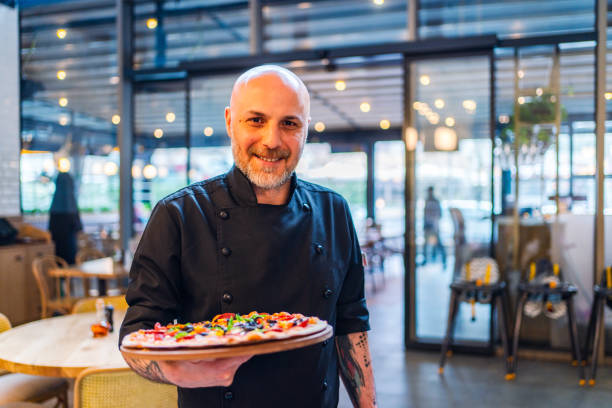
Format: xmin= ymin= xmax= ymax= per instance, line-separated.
xmin=335 ymin=199 xmax=370 ymax=336
xmin=119 ymin=200 xmax=183 ymax=345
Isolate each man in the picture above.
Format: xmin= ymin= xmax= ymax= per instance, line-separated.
xmin=120 ymin=65 xmax=377 ymax=407
xmin=423 ymin=186 xmax=446 ymax=268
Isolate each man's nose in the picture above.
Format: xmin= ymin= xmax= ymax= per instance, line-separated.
xmin=261 ymin=123 xmax=282 ymax=149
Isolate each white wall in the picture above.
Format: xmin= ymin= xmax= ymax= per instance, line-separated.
xmin=0 ymin=4 xmax=20 ymax=216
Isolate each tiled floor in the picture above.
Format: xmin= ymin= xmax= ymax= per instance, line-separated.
xmin=339 ymin=265 xmax=612 ymax=408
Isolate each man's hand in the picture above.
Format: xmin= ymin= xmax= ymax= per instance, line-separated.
xmin=123 ymin=355 xmax=253 ymax=388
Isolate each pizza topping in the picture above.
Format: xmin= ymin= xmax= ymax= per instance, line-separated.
xmin=122 ymin=311 xmax=327 ymax=349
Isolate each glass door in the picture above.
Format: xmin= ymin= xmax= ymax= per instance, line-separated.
xmin=408 ymin=53 xmax=494 ymax=346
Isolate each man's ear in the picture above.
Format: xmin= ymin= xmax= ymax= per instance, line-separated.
xmin=224 ymin=106 xmax=232 ymax=139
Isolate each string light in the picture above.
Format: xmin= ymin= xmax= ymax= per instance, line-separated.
xmin=166 ymin=112 xmax=176 ymax=123
xmin=111 ymin=114 xmax=121 ymax=125
xmin=58 ymin=97 xmax=68 ymax=107
xmin=103 ymin=162 xmax=118 ymax=176
xmin=154 ymin=128 xmax=164 ymax=138
xmin=445 ymin=117 xmax=455 ymax=127
xmin=143 ymin=164 xmax=158 ymax=180
xmin=56 ymin=28 xmax=67 ymax=39
xmin=335 ymin=80 xmax=346 ymax=91
xmin=360 ymin=102 xmax=371 ymax=113
xmin=146 ymin=18 xmax=158 ymax=29
xmin=58 ymin=158 xmax=71 ymax=173
xmin=379 ymin=119 xmax=390 ymax=130
xmin=434 ymin=99 xmax=445 ymax=109
xmin=203 ymin=127 xmax=214 ymax=137
xmin=419 ymin=75 xmax=430 ymax=86
xmin=314 ymin=122 xmax=325 ymax=132
xmin=56 ymin=70 xmax=66 ymax=80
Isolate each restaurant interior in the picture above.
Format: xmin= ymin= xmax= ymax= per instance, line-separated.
xmin=0 ymin=0 xmax=611 ymax=407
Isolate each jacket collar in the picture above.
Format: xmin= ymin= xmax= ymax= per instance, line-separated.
xmin=225 ymin=165 xmax=298 ymax=207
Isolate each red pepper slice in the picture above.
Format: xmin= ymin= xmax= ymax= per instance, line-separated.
xmin=213 ymin=313 xmax=235 ymax=322
xmin=299 ymin=320 xmax=309 ymax=328
xmin=176 ymin=335 xmax=195 ymax=341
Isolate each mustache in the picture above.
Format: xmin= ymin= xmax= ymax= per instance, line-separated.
xmin=247 ymin=146 xmax=290 ymax=160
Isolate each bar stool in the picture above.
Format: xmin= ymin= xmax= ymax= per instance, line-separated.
xmin=581 ymin=266 xmax=612 ymax=386
xmin=439 ymin=259 xmax=511 ymax=375
xmin=507 ymin=261 xmax=585 ymax=385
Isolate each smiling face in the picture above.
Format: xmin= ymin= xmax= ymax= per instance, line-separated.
xmin=225 ymin=67 xmax=310 ymax=190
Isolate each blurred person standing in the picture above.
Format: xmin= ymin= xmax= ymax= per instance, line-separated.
xmin=48 ymin=172 xmax=82 ymax=264
xmin=423 ymin=186 xmax=446 ymax=268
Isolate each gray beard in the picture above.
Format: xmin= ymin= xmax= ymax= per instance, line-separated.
xmin=232 ymin=143 xmax=294 ymax=190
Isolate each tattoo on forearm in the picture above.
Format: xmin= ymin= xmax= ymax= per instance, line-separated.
xmin=125 ymin=356 xmax=171 ymax=385
xmin=336 ymin=333 xmax=376 ymax=407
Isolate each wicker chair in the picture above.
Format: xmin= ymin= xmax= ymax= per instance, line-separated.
xmin=75 ymin=248 xmax=107 ymax=296
xmin=31 ymin=256 xmax=78 ymax=318
xmin=72 ymin=295 xmax=128 ymax=314
xmin=0 ymin=314 xmax=68 ymax=408
xmin=74 ymin=367 xmax=177 ymax=408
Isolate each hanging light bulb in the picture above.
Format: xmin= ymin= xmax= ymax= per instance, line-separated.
xmin=434 ymin=126 xmax=457 ymax=151
xmin=404 ymin=127 xmax=418 ymax=151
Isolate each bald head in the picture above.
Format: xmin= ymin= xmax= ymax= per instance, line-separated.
xmin=229 ymin=65 xmax=310 ymax=118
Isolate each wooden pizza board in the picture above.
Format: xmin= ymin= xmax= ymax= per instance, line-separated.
xmin=120 ymin=324 xmax=333 ymax=361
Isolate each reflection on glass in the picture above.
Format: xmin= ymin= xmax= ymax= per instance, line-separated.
xmin=264 ymin=0 xmax=407 ymax=53
xmin=133 ymin=81 xmax=188 ymax=232
xmin=374 ymin=141 xmax=405 ymax=240
xmin=419 ymin=0 xmax=594 ymax=39
xmin=296 ymin=143 xmax=367 ymax=231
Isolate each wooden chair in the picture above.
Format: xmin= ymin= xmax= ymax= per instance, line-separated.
xmin=0 ymin=313 xmax=68 ymax=408
xmin=75 ymin=248 xmax=107 ymax=296
xmin=72 ymin=295 xmax=128 ymax=314
xmin=31 ymin=256 xmax=78 ymax=318
xmin=75 ymin=248 xmax=105 ymax=265
xmin=74 ymin=367 xmax=177 ymax=408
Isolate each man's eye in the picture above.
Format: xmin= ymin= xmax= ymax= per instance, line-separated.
xmin=248 ymin=117 xmax=264 ymax=124
xmin=282 ymin=120 xmax=298 ymax=128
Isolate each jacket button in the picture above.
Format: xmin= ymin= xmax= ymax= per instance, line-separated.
xmin=315 ymin=244 xmax=323 ymax=254
xmin=302 ymin=202 xmax=311 ymax=212
xmin=221 ymin=247 xmax=231 ymax=256
xmin=222 ymin=293 xmax=233 ymax=304
xmin=323 ymin=288 xmax=333 ymax=298
xmin=322 ymin=380 xmax=328 ymax=391
xmin=218 ymin=210 xmax=229 ymax=220
xmin=224 ymin=390 xmax=233 ymax=400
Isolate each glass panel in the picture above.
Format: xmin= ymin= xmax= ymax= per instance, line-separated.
xmin=374 ymin=141 xmax=405 ymax=239
xmin=412 ymin=55 xmax=492 ymax=342
xmin=189 ymin=74 xmax=235 ymax=181
xmin=419 ymin=0 xmax=595 ymax=40
xmin=19 ymin=1 xmax=119 ymax=237
xmin=296 ymin=143 xmax=367 ymax=232
xmin=494 ymin=44 xmax=596 ymax=350
xmin=264 ymin=0 xmax=408 ymax=53
xmin=133 ymin=1 xmax=250 ymax=70
xmin=133 ymin=81 xmax=188 ymax=233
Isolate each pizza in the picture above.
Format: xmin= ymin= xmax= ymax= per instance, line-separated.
xmin=121 ymin=311 xmax=329 ymax=349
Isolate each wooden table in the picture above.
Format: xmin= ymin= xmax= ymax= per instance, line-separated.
xmin=49 ymin=264 xmax=128 ymax=296
xmin=0 ymin=311 xmax=127 ymax=378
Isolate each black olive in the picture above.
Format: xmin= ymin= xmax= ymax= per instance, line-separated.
xmin=267 ymin=319 xmax=277 ymax=324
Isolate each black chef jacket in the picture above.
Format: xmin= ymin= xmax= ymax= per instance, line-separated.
xmin=120 ymin=166 xmax=370 ymax=408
